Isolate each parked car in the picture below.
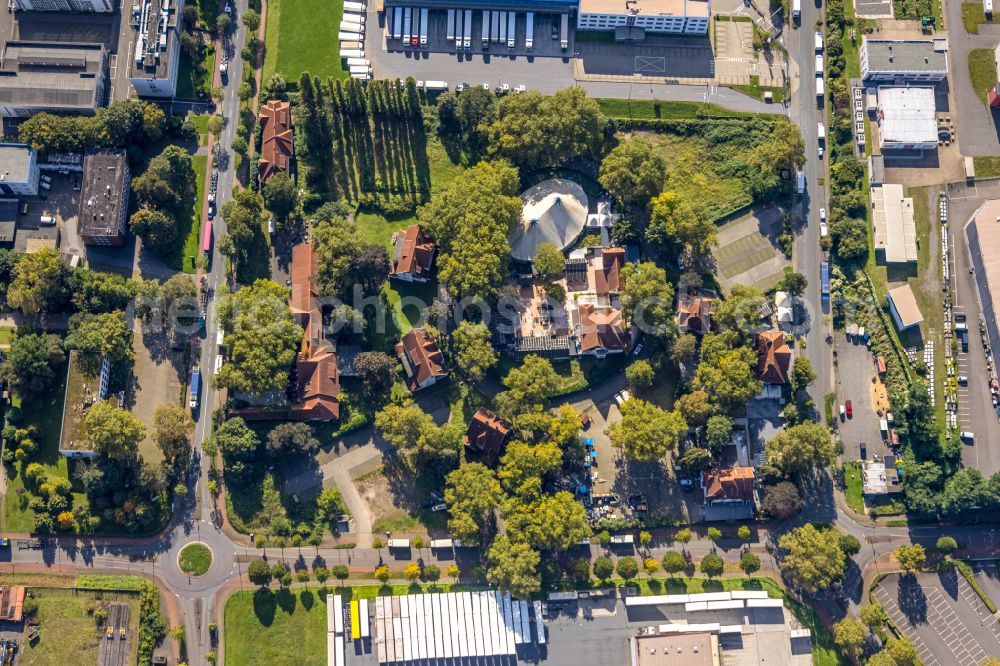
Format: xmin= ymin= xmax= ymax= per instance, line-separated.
xmin=614 ymin=390 xmax=631 ymax=406
xmin=961 ymin=431 xmax=975 ymax=442
xmin=845 ymin=400 xmax=853 ymax=418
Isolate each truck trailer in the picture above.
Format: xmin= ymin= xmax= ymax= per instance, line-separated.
xmin=447 ymin=9 xmax=455 ymax=40
xmin=392 ymin=7 xmax=401 ymax=38
xmin=420 ymin=8 xmax=428 ymax=46
xmin=482 ymin=10 xmax=490 ymax=47
xmin=463 ymin=9 xmax=472 ymax=48
xmin=560 ymin=14 xmax=568 ymax=49
xmin=525 ymin=11 xmax=534 ymax=49
xmin=507 ymin=11 xmax=515 ymax=47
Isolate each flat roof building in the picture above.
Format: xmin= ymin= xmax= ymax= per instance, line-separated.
xmin=964 ymin=200 xmax=1000 ymax=353
xmin=871 ymin=183 xmax=917 ymax=264
xmin=860 ymin=39 xmax=948 ymax=82
xmin=861 ymin=459 xmax=901 ymax=496
xmin=129 ymin=0 xmax=183 ymax=97
xmin=0 ymin=143 xmax=39 ymax=196
xmin=0 ymin=41 xmax=108 ymax=117
xmin=14 ymin=0 xmax=114 ymax=10
xmin=887 ymin=284 xmax=923 ymax=332
xmin=577 ymin=0 xmax=710 ymax=34
xmin=0 ymin=199 xmax=18 ymax=245
xmin=78 ymin=148 xmax=130 ymax=246
xmin=633 ymin=631 xmax=720 ymax=665
xmin=876 ymin=86 xmax=938 ymax=152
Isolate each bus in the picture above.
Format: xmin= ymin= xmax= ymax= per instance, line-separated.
xmin=189 ymin=364 xmax=201 ymax=410
xmin=201 ymin=219 xmax=212 ymax=256
xmin=821 ymin=262 xmax=830 ymax=301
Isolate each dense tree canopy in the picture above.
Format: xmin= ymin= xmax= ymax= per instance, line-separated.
xmin=312 ymin=214 xmax=364 ymax=299
xmin=452 ymin=321 xmax=498 ymax=382
xmin=777 ymin=523 xmax=845 ymax=593
xmin=130 ymin=208 xmax=176 ymax=254
xmin=620 ymin=262 xmax=676 ymax=340
xmin=7 ymin=248 xmax=70 ymax=315
xmin=82 ymin=401 xmax=146 ymax=462
xmin=504 ymin=491 xmax=590 ymax=551
xmin=133 ymin=145 xmax=196 ymax=215
xmin=486 ymin=88 xmax=606 ymax=167
xmin=503 ymin=355 xmax=561 ymax=405
xmin=444 ymin=463 xmax=504 ymax=546
xmin=215 ymin=280 xmax=302 ymax=397
xmin=418 ymin=161 xmax=521 ymax=301
xmin=608 ymin=398 xmax=687 ymax=462
xmin=375 ymin=402 xmax=463 ymax=475
xmin=152 ymin=404 xmax=193 ymax=474
xmin=486 ymin=535 xmax=541 ymax=598
xmin=647 ymin=192 xmax=716 ymax=257
xmin=765 ymin=422 xmax=835 ymax=476
xmin=0 ymin=333 xmax=63 ymax=395
xmin=599 ymin=137 xmax=667 ymax=207
xmin=64 ymin=311 xmax=134 ymax=364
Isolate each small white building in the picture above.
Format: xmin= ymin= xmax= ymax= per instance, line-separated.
xmin=871 ymin=183 xmax=917 ymax=264
xmin=876 ymin=87 xmax=938 ymax=153
xmin=775 ymin=291 xmax=794 ymax=325
xmin=577 ymin=0 xmax=710 ymax=34
xmin=0 ymin=143 xmax=39 ymax=197
xmin=887 ymin=283 xmax=924 ymax=332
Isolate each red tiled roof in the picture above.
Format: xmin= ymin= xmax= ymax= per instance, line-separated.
xmin=756 ymin=330 xmax=791 ymax=384
xmin=579 ymin=303 xmax=626 ymax=353
xmin=464 ymin=408 xmax=511 ymax=464
xmin=390 ymin=225 xmax=435 ymax=280
xmin=701 ymin=467 xmax=754 ymax=502
xmin=0 ymin=587 xmax=25 ymax=622
xmin=677 ymin=294 xmax=714 ymax=335
xmin=395 ymin=328 xmax=447 ymax=390
xmin=258 ymin=100 xmax=293 ymax=184
xmin=289 ymin=242 xmax=339 ymax=420
xmin=593 ymin=247 xmax=626 ymax=295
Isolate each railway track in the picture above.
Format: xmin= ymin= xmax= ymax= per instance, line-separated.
xmin=97 ymin=603 xmax=130 ymax=666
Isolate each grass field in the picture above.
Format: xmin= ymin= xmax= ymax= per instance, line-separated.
xmin=225 ymin=588 xmax=328 ymax=666
xmin=975 ymin=156 xmax=1000 ymax=178
xmin=187 ymin=113 xmax=210 ymax=146
xmin=376 ymin=279 xmax=439 ymax=352
xmin=843 ymin=462 xmax=864 ymax=514
xmin=176 ymin=41 xmax=215 ymax=101
xmin=645 ymin=132 xmax=757 ymax=220
xmin=729 ymin=75 xmax=786 ymax=103
xmin=17 ymin=588 xmax=139 ymax=666
xmin=712 ymin=214 xmax=789 ymax=294
xmin=596 ymin=98 xmax=757 ymax=120
xmin=969 ymin=49 xmax=997 ymax=105
xmin=178 ymin=543 xmax=213 ymax=576
xmin=0 ymin=327 xmax=14 ymax=345
xmin=2 ymin=369 xmax=87 ymax=533
xmin=175 ymin=154 xmax=208 ymax=274
xmin=962 ymin=2 xmax=999 ymax=33
xmin=263 ymin=0 xmax=346 ymax=84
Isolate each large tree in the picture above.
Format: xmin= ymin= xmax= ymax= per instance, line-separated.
xmin=444 ymin=463 xmax=503 ymax=546
xmin=70 ymin=269 xmax=137 ymax=314
xmin=215 ymin=280 xmax=302 ymax=398
xmin=354 ymin=351 xmax=397 ymax=402
xmin=777 ymin=523 xmax=845 ymax=594
xmin=765 ymin=422 xmax=835 ymax=476
xmin=130 ymin=208 xmax=176 ymax=254
xmin=694 ymin=343 xmax=761 ymax=413
xmin=417 ymin=161 xmax=521 ymax=301
xmin=353 ymin=245 xmax=390 ymax=297
xmin=599 ymin=136 xmax=667 ymax=207
xmin=64 ymin=312 xmax=134 ymax=364
xmin=375 ymin=402 xmax=461 ymax=475
xmin=503 ymin=355 xmax=561 ymax=405
xmin=486 ymin=535 xmax=541 ymax=598
xmin=132 ymin=145 xmax=196 ymax=213
xmin=262 ymin=171 xmax=297 ymax=221
xmin=620 ymin=262 xmax=676 ymax=340
xmin=7 ymin=247 xmax=70 ymax=315
xmin=895 ymin=380 xmax=941 ymax=460
xmin=532 ymin=242 xmax=565 ymax=282
xmin=152 ymin=404 xmax=193 ymax=472
xmin=498 ymin=441 xmax=562 ymax=497
xmin=82 ymin=401 xmax=146 ymax=462
xmin=0 ymin=333 xmax=63 ymax=395
xmin=486 ymin=88 xmax=605 ymax=167
xmin=214 ymin=417 xmax=260 ymax=482
xmin=608 ymin=398 xmax=687 ymax=462
xmin=220 ymin=189 xmax=266 ymax=262
xmin=504 ymin=491 xmax=590 ymax=552
xmin=760 ymin=481 xmax=803 ymax=519
xmin=749 ymin=118 xmax=805 ymax=175
xmin=265 ymin=422 xmax=319 ymax=458
xmin=312 ymin=214 xmax=364 ymax=300
xmin=647 ymin=192 xmax=716 ymax=256
xmin=452 ymin=321 xmax=498 ymax=382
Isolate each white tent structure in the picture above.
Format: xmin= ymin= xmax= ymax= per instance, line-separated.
xmin=510 ymin=178 xmax=588 ymax=262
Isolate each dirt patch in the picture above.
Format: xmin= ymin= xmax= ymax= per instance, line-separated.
xmin=355 ymin=465 xmax=448 ymax=537
xmin=871 ymin=376 xmax=891 ymax=416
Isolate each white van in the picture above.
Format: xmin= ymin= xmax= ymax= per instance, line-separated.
xmin=961 ymin=431 xmax=975 ymax=442
xmin=39 ymin=215 xmax=55 ymax=225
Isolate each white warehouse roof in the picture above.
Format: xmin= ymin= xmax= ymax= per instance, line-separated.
xmin=871 ymin=183 xmax=918 ymax=263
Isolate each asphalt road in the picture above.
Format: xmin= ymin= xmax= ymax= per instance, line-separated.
xmin=788 ymin=0 xmax=833 ymax=407
xmin=942 ymin=0 xmax=1000 ymax=157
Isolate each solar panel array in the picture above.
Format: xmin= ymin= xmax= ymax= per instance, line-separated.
xmin=373 ymin=591 xmax=533 ymax=663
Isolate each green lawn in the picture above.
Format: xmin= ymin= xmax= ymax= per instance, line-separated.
xmin=17 ymin=588 xmax=139 ymax=666
xmin=187 ymin=113 xmax=211 ymax=146
xmin=176 ymin=154 xmax=208 ymax=274
xmin=962 ymin=2 xmax=999 ymax=33
xmin=356 ymin=211 xmax=418 ymax=249
xmin=225 ymin=588 xmax=328 ymax=666
xmin=176 ymin=41 xmax=215 ymax=101
xmin=843 ymin=462 xmax=864 ymax=514
xmin=0 ymin=326 xmax=14 ymax=345
xmin=193 ymin=0 xmax=220 ymax=30
xmin=596 ymin=98 xmax=756 ymax=120
xmin=969 ymin=49 xmax=997 ymax=106
xmin=729 ymin=75 xmax=786 ymax=103
xmin=178 ymin=543 xmax=213 ymax=576
xmin=975 ymin=156 xmax=1000 ymax=178
xmin=263 ymin=0 xmax=346 ymax=84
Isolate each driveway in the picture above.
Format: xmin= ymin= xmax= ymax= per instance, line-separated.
xmin=873 ymin=569 xmax=1000 ymax=666
xmin=834 ymin=333 xmax=889 ymax=462
xmin=942 ymin=0 xmax=1000 ymax=156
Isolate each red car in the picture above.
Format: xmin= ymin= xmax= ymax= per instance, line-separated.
xmin=845 ymin=400 xmax=853 ymax=418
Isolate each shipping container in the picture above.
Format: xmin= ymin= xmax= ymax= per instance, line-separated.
xmin=816 ymin=74 xmax=824 ymax=98
xmin=499 ymin=10 xmax=507 ymax=43
xmin=346 ymin=57 xmax=370 ymax=66
xmin=349 ymin=65 xmax=371 ymax=75
xmin=447 ymin=8 xmax=455 ymax=40
xmin=534 ymin=600 xmax=545 ymax=644
xmin=350 ymin=599 xmax=361 ymax=640
xmin=334 ymin=595 xmax=344 ymax=634
xmin=815 ymin=30 xmax=823 ymax=51
xmin=491 ymin=10 xmax=500 ymax=42
xmin=360 ymin=599 xmax=370 ymax=638
xmin=342 ymin=11 xmax=365 ymax=23
xmin=338 ymin=30 xmax=362 ymax=40
xmin=430 ymin=538 xmax=453 ymax=548
xmin=343 ymin=1 xmax=365 ymax=10
xmin=525 ymin=11 xmax=534 ymax=49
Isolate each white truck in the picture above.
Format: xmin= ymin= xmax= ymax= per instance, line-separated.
xmin=491 ymin=10 xmax=500 ymax=42
xmin=349 ymin=64 xmax=372 ymax=76
xmin=345 ymin=57 xmax=370 ymax=67
xmin=560 ymin=13 xmax=568 ymax=49
xmin=815 ymin=54 xmax=823 ymax=74
xmin=392 ymin=7 xmax=401 ymax=38
xmin=815 ymin=30 xmax=823 ymax=51
xmin=421 ymin=80 xmax=448 ymax=90
xmin=499 ymin=9 xmax=507 ymax=43
xmin=481 ymin=9 xmax=490 ymax=48
xmin=817 ymin=122 xmax=826 ymax=142
xmin=419 ymin=8 xmax=428 ymax=46
xmin=463 ymin=9 xmax=472 ymax=48
xmin=792 ymin=0 xmax=801 ymax=22
xmin=610 ymin=534 xmax=634 ymax=545
xmin=507 ymin=11 xmax=515 ymax=48
xmin=343 ymin=1 xmax=365 ymax=10
xmin=447 ymin=9 xmax=455 ymax=41
xmin=525 ymin=11 xmax=534 ymax=50
xmin=816 ymin=73 xmax=825 ymax=99
xmin=403 ymin=7 xmax=412 ymax=43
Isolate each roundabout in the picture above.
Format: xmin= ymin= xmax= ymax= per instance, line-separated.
xmin=177 ymin=542 xmax=213 ymax=577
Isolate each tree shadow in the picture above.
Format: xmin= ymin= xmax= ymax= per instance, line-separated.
xmin=896 ymin=574 xmax=928 ymax=625
xmin=274 ymin=587 xmax=296 ymax=614
xmin=252 ymin=588 xmax=277 ymax=626
xmin=299 ymin=588 xmax=315 ymax=611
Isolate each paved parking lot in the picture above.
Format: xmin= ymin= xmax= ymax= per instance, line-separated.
xmin=854 ymin=0 xmax=893 ymax=17
xmin=873 ymin=570 xmax=1000 ymax=666
xmin=946 ymin=179 xmax=1000 ymax=474
xmin=835 ymin=333 xmax=890 ymax=462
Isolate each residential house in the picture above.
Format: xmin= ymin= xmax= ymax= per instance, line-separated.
xmin=677 ymin=293 xmax=714 ymax=335
xmin=258 ymin=100 xmax=293 ymax=185
xmin=756 ymin=330 xmax=791 ymax=384
xmin=701 ymin=466 xmax=755 ymax=522
xmin=390 ymin=224 xmax=435 ymax=282
xmin=289 ymin=243 xmax=340 ymax=420
xmin=464 ymin=408 xmax=511 ymax=465
xmin=396 ymin=328 xmax=447 ymax=391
